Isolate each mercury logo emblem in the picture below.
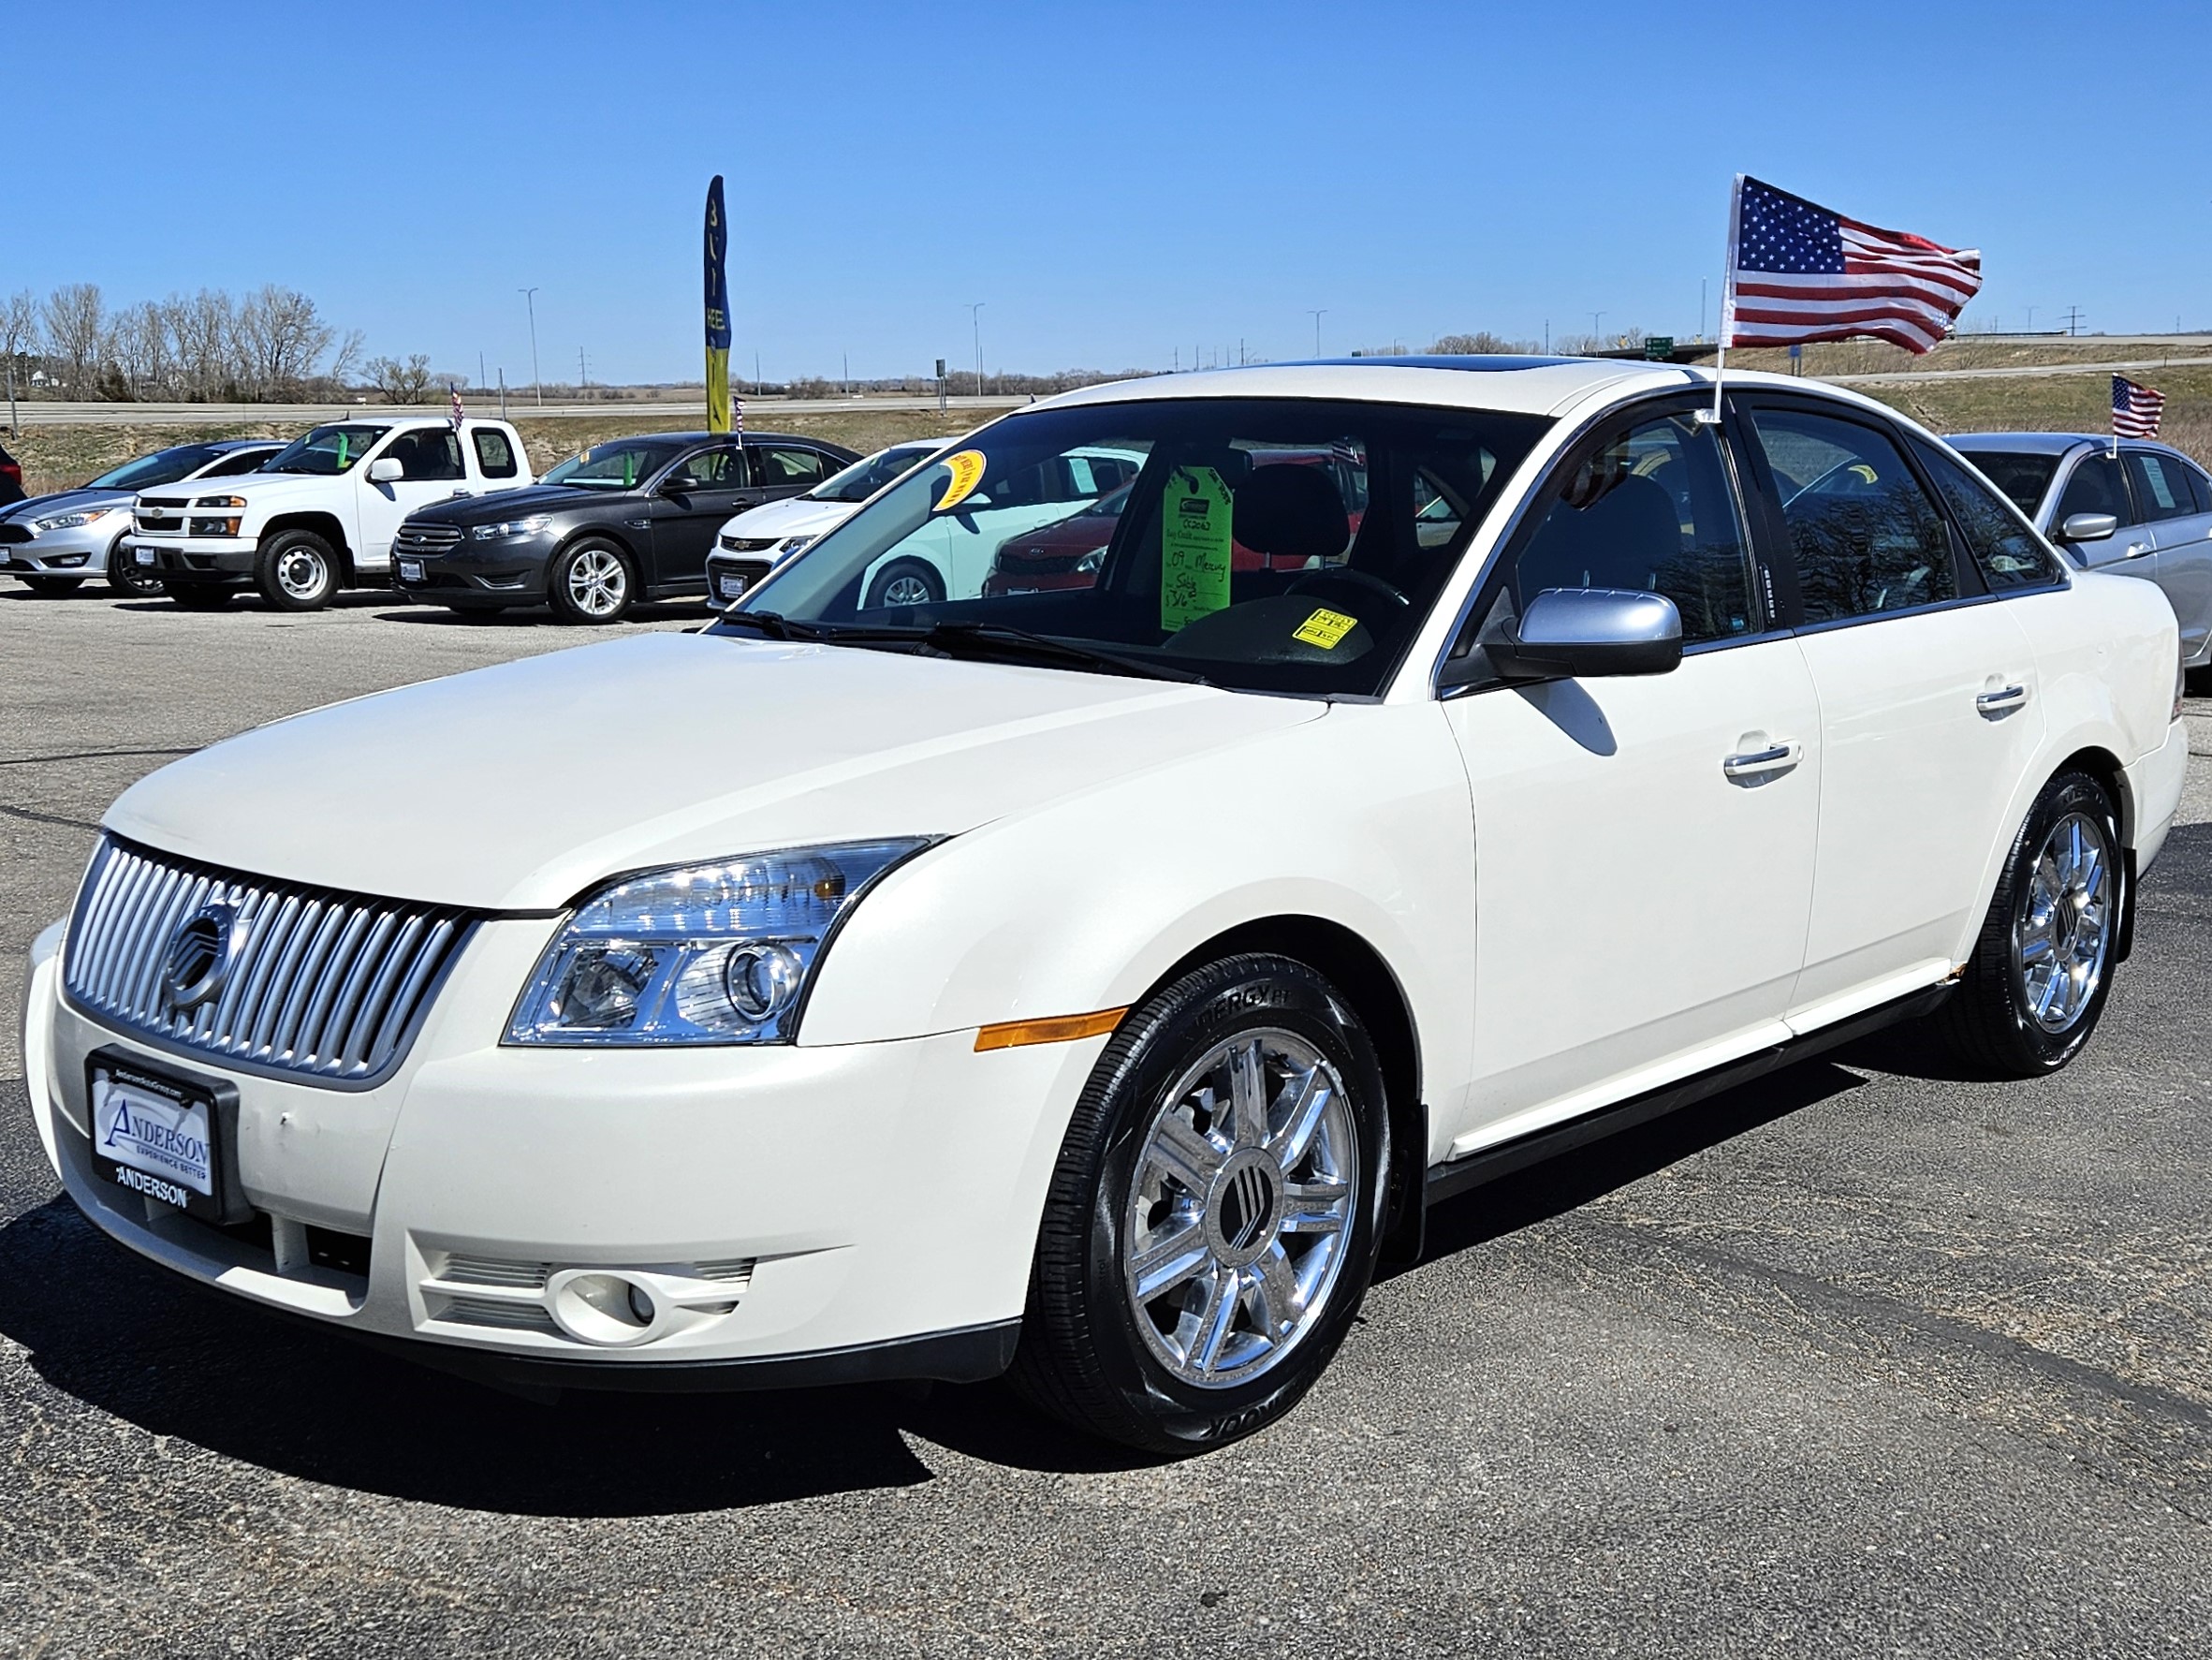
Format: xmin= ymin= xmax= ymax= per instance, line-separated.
xmin=1217 ymin=1160 xmax=1274 ymax=1256
xmin=163 ymin=903 xmax=240 ymax=1012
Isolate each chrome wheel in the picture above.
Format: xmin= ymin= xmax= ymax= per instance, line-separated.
xmin=1123 ymin=1030 xmax=1357 ymax=1389
xmin=881 ymin=571 xmax=932 ymax=607
xmin=274 ymin=545 xmax=328 ymax=601
xmin=2012 ymin=809 xmax=2112 ymax=1034
xmin=565 ymin=547 xmax=628 ymax=618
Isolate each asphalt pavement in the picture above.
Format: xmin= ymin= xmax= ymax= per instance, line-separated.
xmin=3 ymin=580 xmax=2210 ymax=1657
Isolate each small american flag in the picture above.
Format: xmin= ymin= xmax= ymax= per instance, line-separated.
xmin=447 ymin=384 xmax=464 ymax=430
xmin=2112 ymin=375 xmax=2165 ymax=440
xmin=1727 ymin=176 xmax=1982 ymax=356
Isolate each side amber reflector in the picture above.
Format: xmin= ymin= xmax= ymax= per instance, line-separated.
xmin=974 ymin=1006 xmax=1129 ymax=1051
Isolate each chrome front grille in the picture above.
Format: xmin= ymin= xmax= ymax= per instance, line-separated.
xmin=395 ymin=522 xmax=463 ymax=554
xmin=64 ymin=837 xmax=477 ymax=1088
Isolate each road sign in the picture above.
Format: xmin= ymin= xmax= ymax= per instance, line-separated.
xmin=1644 ymin=336 xmax=1675 ymax=360
xmin=935 ymin=359 xmax=947 ymax=378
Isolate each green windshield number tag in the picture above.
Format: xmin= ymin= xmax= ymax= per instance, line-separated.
xmin=1160 ymin=465 xmax=1232 ymax=632
xmin=335 ymin=433 xmax=349 ymax=469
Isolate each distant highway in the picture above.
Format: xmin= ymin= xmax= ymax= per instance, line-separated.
xmin=1833 ymin=355 xmax=2212 ymax=387
xmin=2 ymin=394 xmax=1031 ymax=429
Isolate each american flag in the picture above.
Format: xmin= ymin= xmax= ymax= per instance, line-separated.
xmin=447 ymin=384 xmax=464 ymax=430
xmin=1726 ymin=176 xmax=1982 ymax=356
xmin=2112 ymin=375 xmax=2165 ymax=439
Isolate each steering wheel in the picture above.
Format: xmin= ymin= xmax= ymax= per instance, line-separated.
xmin=1288 ymin=566 xmax=1410 ymax=609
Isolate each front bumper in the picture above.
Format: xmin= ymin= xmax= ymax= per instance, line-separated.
xmin=2129 ymin=716 xmax=2190 ymax=875
xmin=392 ymin=538 xmax=556 ymax=604
xmin=129 ymin=534 xmax=256 ymax=579
xmin=0 ymin=518 xmax=117 ymax=573
xmin=23 ymin=916 xmax=1100 ymax=1385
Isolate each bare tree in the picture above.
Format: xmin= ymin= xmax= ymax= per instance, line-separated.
xmin=163 ymin=289 xmax=237 ymax=401
xmin=113 ymin=301 xmax=174 ymax=399
xmin=0 ymin=289 xmax=39 ymax=392
xmin=232 ymin=286 xmax=336 ymax=400
xmin=324 ymin=328 xmax=366 ymax=393
xmin=1429 ymin=331 xmax=1539 ymax=354
xmin=42 ymin=284 xmax=108 ymax=395
xmin=366 ymin=353 xmax=434 ymax=403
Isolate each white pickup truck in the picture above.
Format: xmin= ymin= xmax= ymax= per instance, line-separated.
xmin=130 ymin=415 xmax=535 ymax=610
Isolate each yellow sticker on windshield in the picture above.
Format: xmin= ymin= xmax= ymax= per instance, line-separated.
xmin=1292 ymin=607 xmax=1358 ymax=649
xmin=934 ymin=449 xmax=988 ymax=513
xmin=1160 ymin=465 xmax=1233 ymax=632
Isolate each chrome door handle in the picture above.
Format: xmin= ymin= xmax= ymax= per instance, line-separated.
xmin=2125 ymin=542 xmax=2153 ymax=559
xmin=1721 ymin=740 xmax=1801 ymax=780
xmin=1976 ymin=683 xmax=2029 ymax=715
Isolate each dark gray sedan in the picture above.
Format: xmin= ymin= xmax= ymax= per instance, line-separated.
xmin=1952 ymin=432 xmax=2212 ymax=673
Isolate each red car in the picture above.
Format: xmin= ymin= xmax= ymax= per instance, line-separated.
xmin=983 ymin=450 xmax=1368 ymax=595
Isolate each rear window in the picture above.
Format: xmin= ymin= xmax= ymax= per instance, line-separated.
xmin=1917 ymin=441 xmax=2062 ymax=592
xmin=1955 ymin=450 xmax=2059 ymax=519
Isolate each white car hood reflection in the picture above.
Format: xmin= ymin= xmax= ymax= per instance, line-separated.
xmin=106 ymin=631 xmax=1325 ymax=911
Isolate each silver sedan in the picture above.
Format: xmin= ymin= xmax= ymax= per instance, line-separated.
xmin=0 ymin=439 xmax=284 ymax=597
xmin=1952 ymin=432 xmax=2212 ymax=675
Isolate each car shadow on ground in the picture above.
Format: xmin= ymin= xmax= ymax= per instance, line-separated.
xmin=371 ymin=601 xmax=713 ymax=627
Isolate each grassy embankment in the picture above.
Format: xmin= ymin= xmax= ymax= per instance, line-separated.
xmin=7 ymin=345 xmax=2210 ymax=495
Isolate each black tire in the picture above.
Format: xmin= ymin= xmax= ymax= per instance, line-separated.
xmin=254 ymin=528 xmax=340 ymax=611
xmin=1935 ymin=769 xmax=2122 ymax=1078
xmin=20 ymin=575 xmax=85 ymax=596
xmin=107 ymin=537 xmax=165 ymax=597
xmin=162 ymin=581 xmax=234 ymax=610
xmin=1011 ymin=953 xmax=1390 ymax=1454
xmin=548 ymin=538 xmax=635 ymax=624
xmin=864 ymin=556 xmax=945 ymax=610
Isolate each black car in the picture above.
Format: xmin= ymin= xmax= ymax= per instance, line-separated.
xmin=0 ymin=439 xmax=24 ymax=507
xmin=391 ymin=430 xmax=860 ymax=623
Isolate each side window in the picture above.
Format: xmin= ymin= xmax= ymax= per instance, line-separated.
xmin=1509 ymin=409 xmax=1757 ymax=643
xmin=387 ymin=428 xmax=464 ymax=482
xmin=2054 ymin=454 xmax=2136 ymax=528
xmin=2125 ymin=450 xmax=2193 ymax=522
xmin=204 ymin=449 xmax=271 ymax=477
xmin=753 ymin=446 xmax=828 ymax=488
xmin=668 ymin=447 xmax=745 ymax=490
xmin=2184 ymin=461 xmax=2212 ymax=516
xmin=1917 ymin=441 xmax=2061 ymax=591
xmin=472 ymin=428 xmax=519 ymax=479
xmin=1744 ymin=406 xmax=1957 ymax=624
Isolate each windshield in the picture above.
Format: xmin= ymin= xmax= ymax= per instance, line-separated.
xmin=542 ymin=439 xmax=688 ymax=490
xmin=266 ymin=425 xmax=390 ymax=476
xmin=1953 ymin=450 xmax=2061 ymax=519
xmin=718 ymin=397 xmax=1546 ymax=697
xmin=807 ymin=444 xmax=942 ymax=504
xmin=88 ymin=446 xmax=225 ymax=491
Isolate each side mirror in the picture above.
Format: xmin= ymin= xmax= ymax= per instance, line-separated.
xmin=2056 ymin=511 xmax=2117 ymax=544
xmin=366 ymin=456 xmax=404 ymax=484
xmin=1484 ymin=588 xmax=1684 ymax=683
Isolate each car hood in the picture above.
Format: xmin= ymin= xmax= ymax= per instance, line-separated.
xmin=717 ymin=494 xmax=857 ymax=541
xmin=3 ymin=486 xmax=131 ymax=521
xmin=409 ymin=482 xmax=610 ymax=524
xmin=142 ymin=471 xmax=342 ymax=505
xmin=106 ymin=630 xmax=1326 ymax=911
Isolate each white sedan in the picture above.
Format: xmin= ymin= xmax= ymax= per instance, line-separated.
xmin=22 ymin=359 xmax=2187 ymax=1453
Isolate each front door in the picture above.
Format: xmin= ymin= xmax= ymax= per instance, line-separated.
xmin=2128 ymin=448 xmax=2212 ymax=666
xmin=1737 ymin=400 xmax=2046 ymax=1023
xmin=649 ymin=445 xmax=761 ymax=588
xmin=1443 ymin=404 xmax=1821 ymax=1153
xmin=357 ymin=428 xmax=470 ymax=568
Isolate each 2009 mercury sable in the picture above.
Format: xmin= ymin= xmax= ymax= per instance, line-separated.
xmin=21 ymin=358 xmax=2188 ymax=1452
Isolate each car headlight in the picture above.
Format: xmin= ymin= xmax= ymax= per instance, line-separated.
xmin=777 ymin=535 xmax=816 ymax=558
xmin=31 ymin=507 xmax=114 ymax=535
xmin=505 ymin=839 xmax=933 ymax=1047
xmin=471 ymin=515 xmax=553 ymax=541
xmin=194 ymin=494 xmax=248 ymax=508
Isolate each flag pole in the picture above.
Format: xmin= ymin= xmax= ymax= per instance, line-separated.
xmin=1705 ymin=174 xmax=1743 ymax=427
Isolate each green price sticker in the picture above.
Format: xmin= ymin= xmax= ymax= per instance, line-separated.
xmin=1160 ymin=465 xmax=1233 ymax=632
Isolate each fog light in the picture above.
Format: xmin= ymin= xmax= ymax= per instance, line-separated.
xmin=548 ymin=1270 xmax=660 ymax=1346
xmin=52 ymin=552 xmax=89 ymax=567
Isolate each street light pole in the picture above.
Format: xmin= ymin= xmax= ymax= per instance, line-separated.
xmin=519 ymin=287 xmax=542 ymax=407
xmin=1308 ymin=309 xmax=1326 ymax=356
xmin=968 ymin=302 xmax=986 ymax=397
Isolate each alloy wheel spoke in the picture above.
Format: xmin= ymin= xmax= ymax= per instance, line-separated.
xmin=1269 ymin=1065 xmax=1334 ymax=1169
xmin=1281 ymin=1179 xmax=1350 ymax=1233
xmin=1250 ymin=1242 xmax=1302 ymax=1339
xmin=1149 ymin=1113 xmax=1225 ymax=1196
xmin=1188 ymin=1265 xmax=1239 ymax=1373
xmin=1229 ymin=1038 xmax=1270 ymax=1149
xmin=1130 ymin=1222 xmax=1211 ymax=1300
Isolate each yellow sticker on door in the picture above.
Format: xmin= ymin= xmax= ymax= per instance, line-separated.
xmin=934 ymin=449 xmax=989 ymax=513
xmin=1292 ymin=607 xmax=1358 ymax=649
xmin=1160 ymin=465 xmax=1233 ymax=631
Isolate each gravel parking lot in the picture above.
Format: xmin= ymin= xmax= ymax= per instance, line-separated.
xmin=4 ymin=583 xmax=2210 ymax=1658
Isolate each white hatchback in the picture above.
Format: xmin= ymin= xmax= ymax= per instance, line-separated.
xmin=22 ymin=360 xmax=2187 ymax=1453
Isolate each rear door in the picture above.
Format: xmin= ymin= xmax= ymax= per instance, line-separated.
xmin=1443 ymin=398 xmax=1822 ymax=1150
xmin=2130 ymin=448 xmax=2212 ymax=665
xmin=746 ymin=442 xmax=835 ymax=504
xmin=1738 ymin=400 xmax=2046 ymax=1024
xmin=648 ymin=444 xmax=757 ymax=588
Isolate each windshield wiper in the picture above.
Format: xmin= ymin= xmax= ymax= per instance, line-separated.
xmin=921 ymin=622 xmax=1210 ymax=684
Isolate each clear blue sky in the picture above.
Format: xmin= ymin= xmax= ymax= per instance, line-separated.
xmin=9 ymin=0 xmax=2208 ymax=385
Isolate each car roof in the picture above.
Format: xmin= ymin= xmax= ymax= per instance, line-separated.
xmin=206 ymin=438 xmax=284 ymax=451
xmin=1033 ymin=356 xmax=1880 ymax=420
xmin=1947 ymin=432 xmax=2102 ymax=455
xmin=572 ymin=430 xmax=840 ymax=447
